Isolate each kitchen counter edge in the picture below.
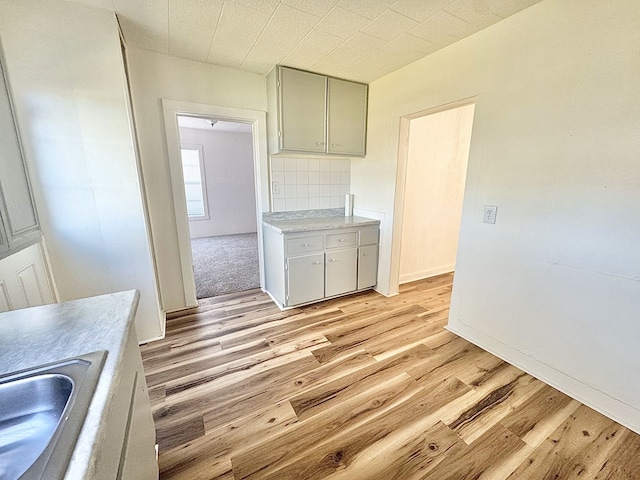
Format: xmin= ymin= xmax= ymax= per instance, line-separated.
xmin=0 ymin=290 xmax=140 ymax=479
xmin=263 ymin=215 xmax=380 ymax=234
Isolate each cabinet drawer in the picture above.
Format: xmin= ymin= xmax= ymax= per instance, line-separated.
xmin=359 ymin=227 xmax=378 ymax=246
xmin=286 ymin=235 xmax=323 ymax=255
xmin=326 ymin=232 xmax=357 ymax=249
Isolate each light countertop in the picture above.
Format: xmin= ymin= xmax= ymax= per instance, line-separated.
xmin=0 ymin=290 xmax=139 ymax=479
xmin=263 ymin=215 xmax=380 ymax=234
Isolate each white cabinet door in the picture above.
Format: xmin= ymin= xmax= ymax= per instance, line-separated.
xmin=327 ymin=77 xmax=368 ymax=156
xmin=279 ymin=67 xmax=326 ymax=153
xmin=0 ymin=48 xmax=39 ymax=251
xmin=358 ymin=245 xmax=378 ymax=290
xmin=325 ymin=248 xmax=357 ymax=297
xmin=287 ymin=253 xmax=324 ymax=306
xmin=0 ymin=242 xmax=54 ymax=312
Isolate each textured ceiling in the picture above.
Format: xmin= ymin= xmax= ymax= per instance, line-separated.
xmin=69 ymin=0 xmax=542 ymax=83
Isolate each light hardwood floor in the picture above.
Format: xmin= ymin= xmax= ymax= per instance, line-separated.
xmin=140 ymin=273 xmax=640 ymax=479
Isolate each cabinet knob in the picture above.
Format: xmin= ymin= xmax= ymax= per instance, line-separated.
xmin=303 ymin=243 xmax=310 ymax=247
xmin=329 ymin=258 xmax=337 ymax=262
xmin=313 ymin=261 xmax=322 ymax=265
xmin=316 ymin=141 xmax=325 ymax=146
xmin=363 ymin=253 xmax=368 ymax=256
xmin=331 ymin=143 xmax=338 ymax=147
xmin=338 ymin=238 xmax=345 ymax=242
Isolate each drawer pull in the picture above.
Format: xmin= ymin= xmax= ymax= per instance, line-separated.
xmin=303 ymin=243 xmax=311 ymax=247
xmin=338 ymin=238 xmax=345 ymax=242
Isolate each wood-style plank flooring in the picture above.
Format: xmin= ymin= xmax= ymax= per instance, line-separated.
xmin=140 ymin=273 xmax=640 ymax=479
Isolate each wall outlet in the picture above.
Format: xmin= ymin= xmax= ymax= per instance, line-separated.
xmin=272 ymin=180 xmax=280 ymax=195
xmin=483 ymin=205 xmax=498 ymax=224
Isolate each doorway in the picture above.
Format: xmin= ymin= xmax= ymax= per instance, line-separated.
xmin=176 ymin=115 xmax=260 ymax=299
xmin=162 ymin=100 xmax=269 ymax=308
xmin=396 ymin=102 xmax=475 ymax=285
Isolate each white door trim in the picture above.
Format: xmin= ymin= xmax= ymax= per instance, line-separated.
xmin=162 ymin=99 xmax=269 ymax=307
xmin=390 ymin=97 xmax=476 ymax=295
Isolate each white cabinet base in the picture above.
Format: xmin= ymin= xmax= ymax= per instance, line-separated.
xmin=263 ymin=223 xmax=379 ymax=309
xmin=96 ymin=325 xmax=158 ymax=479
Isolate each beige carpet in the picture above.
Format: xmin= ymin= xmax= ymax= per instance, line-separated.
xmin=190 ymin=233 xmax=259 ymax=299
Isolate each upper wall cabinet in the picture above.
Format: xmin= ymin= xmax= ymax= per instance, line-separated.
xmin=278 ymin=67 xmax=327 ymax=153
xmin=0 ymin=43 xmax=40 ymax=260
xmin=326 ymin=77 xmax=368 ymax=156
xmin=267 ymin=66 xmax=368 ymax=157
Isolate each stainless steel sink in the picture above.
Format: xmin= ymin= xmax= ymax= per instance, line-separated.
xmin=0 ymin=350 xmax=106 ymax=480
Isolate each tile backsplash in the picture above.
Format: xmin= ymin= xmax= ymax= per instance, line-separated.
xmin=270 ymin=157 xmax=350 ymax=212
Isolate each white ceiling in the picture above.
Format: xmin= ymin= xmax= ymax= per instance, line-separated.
xmin=177 ymin=115 xmax=253 ymax=133
xmin=70 ymin=0 xmax=542 ymax=83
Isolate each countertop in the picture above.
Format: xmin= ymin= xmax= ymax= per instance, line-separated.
xmin=263 ymin=215 xmax=380 ymax=234
xmin=0 ymin=290 xmax=140 ymax=479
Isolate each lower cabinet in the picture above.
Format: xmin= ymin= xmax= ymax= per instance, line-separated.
xmin=264 ymin=222 xmax=379 ymax=308
xmin=117 ymin=327 xmax=158 ymax=479
xmin=96 ymin=325 xmax=157 ymax=479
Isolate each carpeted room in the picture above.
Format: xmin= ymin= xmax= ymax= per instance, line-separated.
xmin=191 ymin=233 xmax=259 ymax=298
xmin=178 ymin=116 xmax=260 ymax=300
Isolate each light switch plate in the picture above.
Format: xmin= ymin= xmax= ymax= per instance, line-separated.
xmin=483 ymin=205 xmax=498 ymax=224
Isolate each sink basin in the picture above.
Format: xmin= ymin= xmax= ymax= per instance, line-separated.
xmin=0 ymin=351 xmax=106 ymax=480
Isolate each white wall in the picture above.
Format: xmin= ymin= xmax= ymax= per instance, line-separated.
xmin=0 ymin=0 xmax=162 ymax=342
xmin=179 ymin=128 xmax=257 ymax=238
xmin=399 ymin=104 xmax=473 ymax=284
xmin=126 ymin=48 xmax=267 ymax=311
xmin=357 ymin=0 xmax=640 ymax=431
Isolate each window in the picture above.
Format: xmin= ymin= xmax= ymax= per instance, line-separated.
xmin=180 ymin=145 xmax=208 ymax=219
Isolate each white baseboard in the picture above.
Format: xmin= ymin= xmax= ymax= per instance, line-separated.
xmin=447 ymin=321 xmax=640 ymax=435
xmin=399 ymin=264 xmax=455 ymax=285
xmin=138 ymin=333 xmax=165 ymax=345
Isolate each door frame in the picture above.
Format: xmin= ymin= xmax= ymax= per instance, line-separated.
xmin=162 ymin=99 xmax=269 ymax=306
xmin=390 ymin=97 xmax=476 ymax=295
